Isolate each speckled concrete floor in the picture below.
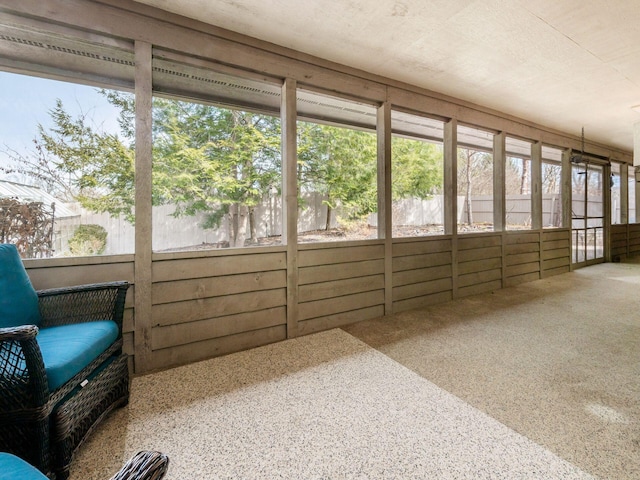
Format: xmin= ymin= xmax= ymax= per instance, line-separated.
xmin=345 ymin=262 xmax=640 ymax=479
xmin=70 ymin=262 xmax=638 ymax=480
xmin=71 ymin=330 xmax=594 ymax=480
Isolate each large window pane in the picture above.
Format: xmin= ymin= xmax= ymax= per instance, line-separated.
xmin=629 ymin=166 xmax=637 ymax=223
xmin=542 ymin=146 xmax=563 ymax=228
xmin=505 ymin=137 xmax=532 ymax=230
xmin=457 ymin=125 xmax=494 ymax=233
xmin=297 ymin=89 xmax=377 ymax=242
xmin=0 ymin=71 xmax=135 ymax=258
xmin=611 ymin=163 xmax=621 ymax=225
xmin=391 ymin=111 xmax=444 ymax=237
xmin=0 ymin=25 xmax=134 ymax=259
xmin=587 ymin=165 xmax=604 ymax=260
xmin=151 ymin=57 xmax=281 ymax=251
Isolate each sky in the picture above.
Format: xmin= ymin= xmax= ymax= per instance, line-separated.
xmin=0 ymin=70 xmax=122 ymax=174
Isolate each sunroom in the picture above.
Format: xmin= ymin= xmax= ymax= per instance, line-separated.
xmin=0 ymin=1 xmax=638 ymax=479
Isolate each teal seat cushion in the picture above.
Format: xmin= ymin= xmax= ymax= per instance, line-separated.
xmin=0 ymin=453 xmax=47 ymax=480
xmin=37 ymin=321 xmax=119 ymax=391
xmin=0 ymin=244 xmax=41 ymax=328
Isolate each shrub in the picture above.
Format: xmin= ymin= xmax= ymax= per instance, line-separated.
xmin=68 ymin=224 xmax=107 ymax=256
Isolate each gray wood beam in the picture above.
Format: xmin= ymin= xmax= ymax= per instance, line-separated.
xmin=531 ymin=141 xmax=543 ymax=230
xmin=493 ymin=132 xmax=506 ymax=232
xmin=620 ymin=164 xmax=628 ymax=224
xmin=282 ymin=78 xmax=298 ymax=338
xmin=133 ymin=40 xmax=153 ymax=374
xmin=561 ymin=149 xmax=572 ymax=230
xmin=377 ymin=100 xmax=392 ymax=314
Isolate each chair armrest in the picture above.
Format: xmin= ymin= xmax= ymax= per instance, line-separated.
xmin=37 ymin=281 xmax=129 ymax=332
xmin=0 ymin=324 xmax=38 ymax=342
xmin=0 ymin=325 xmax=49 ymax=415
xmin=109 ymin=451 xmax=170 ymax=480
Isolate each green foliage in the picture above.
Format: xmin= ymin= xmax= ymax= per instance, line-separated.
xmin=35 ymin=99 xmax=136 ymax=222
xmin=298 ymin=122 xmax=378 ymax=223
xmin=68 ymin=224 xmax=107 ymax=256
xmin=391 ymin=136 xmax=443 ymax=200
xmin=150 ymin=100 xmax=281 ymax=229
xmin=7 ymin=88 xmax=446 ymax=241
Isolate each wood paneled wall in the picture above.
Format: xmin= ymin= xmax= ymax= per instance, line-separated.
xmin=4 ymin=0 xmax=635 ymax=375
xmin=609 ymin=223 xmax=640 ymax=260
xmin=298 ymin=242 xmax=385 ymax=335
xmin=392 ymin=237 xmax=452 ymax=312
xmin=541 ymin=229 xmax=571 ymax=276
xmin=149 ymin=249 xmax=288 ymax=370
xmin=22 ymin=228 xmax=585 ymax=373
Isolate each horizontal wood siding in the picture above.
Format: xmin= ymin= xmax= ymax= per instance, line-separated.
xmin=504 ymin=232 xmax=540 ymax=287
xmin=298 ymin=243 xmax=385 ymax=335
xmin=150 ymin=251 xmax=287 ymax=367
xmin=610 ymin=224 xmax=628 ymax=259
xmin=541 ymin=229 xmax=570 ymax=277
xmin=629 ymin=224 xmax=640 ymax=257
xmin=457 ymin=234 xmax=503 ymax=297
xmin=392 ymin=238 xmax=453 ymax=312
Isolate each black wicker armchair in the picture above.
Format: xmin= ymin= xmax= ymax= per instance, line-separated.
xmin=0 ymin=244 xmax=130 ymax=479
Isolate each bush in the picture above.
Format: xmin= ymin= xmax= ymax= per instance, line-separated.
xmin=68 ymin=224 xmax=107 ymax=256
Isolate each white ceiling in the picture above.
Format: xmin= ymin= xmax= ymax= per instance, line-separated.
xmin=135 ymin=0 xmax=640 ymax=152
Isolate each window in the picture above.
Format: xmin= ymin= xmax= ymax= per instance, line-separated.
xmin=390 ymin=111 xmax=444 ymax=237
xmin=296 ymin=89 xmax=378 ymax=243
xmin=505 ymin=137 xmax=532 ymax=230
xmin=457 ymin=125 xmax=494 ymax=233
xmin=542 ymin=146 xmax=563 ymax=228
xmin=151 ymin=53 xmax=282 ymax=251
xmin=611 ymin=163 xmax=621 ymax=225
xmin=0 ymin=27 xmax=135 ymax=258
xmin=629 ymin=166 xmax=637 ymax=224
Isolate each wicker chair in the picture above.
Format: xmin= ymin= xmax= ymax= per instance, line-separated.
xmin=0 ymin=450 xmax=169 ymax=480
xmin=0 ymin=244 xmax=130 ymax=479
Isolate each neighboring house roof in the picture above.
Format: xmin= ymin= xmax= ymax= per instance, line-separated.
xmin=0 ymin=180 xmax=79 ymax=219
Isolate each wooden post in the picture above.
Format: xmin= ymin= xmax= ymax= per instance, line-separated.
xmin=282 ymin=78 xmax=298 ymax=338
xmin=561 ymin=149 xmax=572 ymax=229
xmin=620 ymin=163 xmax=628 ymax=224
xmin=444 ymin=119 xmax=458 ymax=297
xmin=493 ymin=132 xmax=506 ymax=232
xmin=494 ymin=132 xmax=506 ymax=286
xmin=531 ymin=141 xmax=543 ymax=230
xmin=635 ymin=167 xmax=640 ymax=223
xmin=603 ymin=162 xmax=612 ymax=262
xmin=133 ymin=40 xmax=153 ymax=373
xmin=377 ymin=99 xmax=392 ymax=314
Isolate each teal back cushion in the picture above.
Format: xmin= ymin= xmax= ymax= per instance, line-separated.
xmin=0 ymin=244 xmax=41 ymax=328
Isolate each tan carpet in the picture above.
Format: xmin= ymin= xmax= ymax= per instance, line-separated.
xmin=71 ymin=329 xmax=593 ymax=479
